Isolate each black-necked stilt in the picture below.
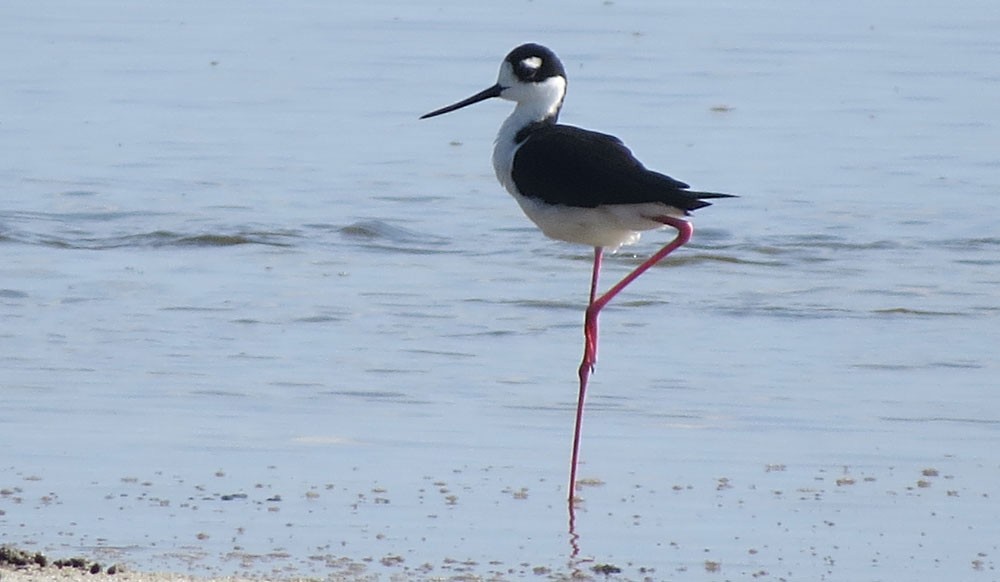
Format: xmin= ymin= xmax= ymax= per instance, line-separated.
xmin=422 ymin=43 xmax=734 ymax=501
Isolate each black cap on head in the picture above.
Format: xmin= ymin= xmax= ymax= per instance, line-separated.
xmin=505 ymin=43 xmax=566 ymax=83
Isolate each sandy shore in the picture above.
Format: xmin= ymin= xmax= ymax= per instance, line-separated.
xmin=0 ymin=571 xmax=282 ymax=582
xmin=0 ymin=547 xmax=391 ymax=582
xmin=0 ymin=550 xmax=324 ymax=582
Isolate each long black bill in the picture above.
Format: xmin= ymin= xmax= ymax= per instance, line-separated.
xmin=420 ymin=84 xmax=503 ymax=119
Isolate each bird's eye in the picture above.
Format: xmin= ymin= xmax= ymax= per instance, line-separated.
xmin=517 ymin=56 xmax=543 ymax=79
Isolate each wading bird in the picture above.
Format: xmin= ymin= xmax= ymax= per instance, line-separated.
xmin=421 ymin=43 xmax=733 ymax=501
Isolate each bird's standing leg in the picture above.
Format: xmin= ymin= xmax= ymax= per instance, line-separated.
xmin=569 ymin=217 xmax=693 ymax=501
xmin=570 ymin=247 xmax=603 ymax=502
xmin=584 ymin=247 xmax=603 ymax=368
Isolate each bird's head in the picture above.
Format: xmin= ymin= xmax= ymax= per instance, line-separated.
xmin=420 ymin=43 xmax=567 ymax=122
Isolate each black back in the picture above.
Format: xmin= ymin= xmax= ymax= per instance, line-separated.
xmin=512 ymin=124 xmax=732 ymax=212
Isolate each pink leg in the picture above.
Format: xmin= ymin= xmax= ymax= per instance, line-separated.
xmin=568 ymin=217 xmax=693 ymax=501
xmin=585 ymin=248 xmax=602 ymax=367
xmin=569 ymin=248 xmax=602 ymax=502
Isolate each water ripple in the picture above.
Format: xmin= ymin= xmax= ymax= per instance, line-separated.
xmin=872 ymin=307 xmax=967 ymax=317
xmin=1 ymin=227 xmax=299 ymax=249
xmin=336 ymin=220 xmax=452 ymax=254
xmin=673 ymin=253 xmax=785 ymax=267
xmin=940 ymin=236 xmax=1000 ymax=249
xmin=881 ymin=416 xmax=1000 ymax=426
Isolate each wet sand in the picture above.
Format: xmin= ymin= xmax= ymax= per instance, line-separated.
xmin=0 ymin=570 xmax=296 ymax=582
xmin=1 ymin=547 xmax=337 ymax=582
xmin=0 ymin=549 xmax=248 ymax=582
xmin=3 ymin=456 xmax=997 ymax=581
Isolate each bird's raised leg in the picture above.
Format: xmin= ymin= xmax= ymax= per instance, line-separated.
xmin=568 ymin=216 xmax=693 ymax=501
xmin=588 ymin=216 xmax=693 ymax=318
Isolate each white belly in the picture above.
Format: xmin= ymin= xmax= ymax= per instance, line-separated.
xmin=511 ymin=192 xmax=683 ymax=250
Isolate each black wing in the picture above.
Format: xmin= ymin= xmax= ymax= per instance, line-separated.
xmin=511 ymin=124 xmax=733 ymax=212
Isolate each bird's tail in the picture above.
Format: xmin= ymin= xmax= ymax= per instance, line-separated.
xmin=689 ymin=191 xmax=737 ymax=200
xmin=684 ymin=191 xmax=737 ymax=212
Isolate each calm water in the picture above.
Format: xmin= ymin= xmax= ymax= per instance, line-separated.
xmin=2 ymin=0 xmax=999 ymax=579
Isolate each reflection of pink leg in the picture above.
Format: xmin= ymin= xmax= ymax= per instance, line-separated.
xmin=568 ymin=217 xmax=693 ymax=501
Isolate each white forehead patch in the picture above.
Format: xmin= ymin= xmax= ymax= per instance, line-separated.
xmin=520 ymin=56 xmax=543 ymax=70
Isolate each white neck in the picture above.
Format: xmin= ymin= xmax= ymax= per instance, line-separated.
xmin=500 ymin=76 xmax=566 ymax=135
xmin=490 ymin=75 xmax=566 ymax=197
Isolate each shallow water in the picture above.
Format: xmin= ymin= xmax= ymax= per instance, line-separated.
xmin=2 ymin=0 xmax=999 ymax=579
